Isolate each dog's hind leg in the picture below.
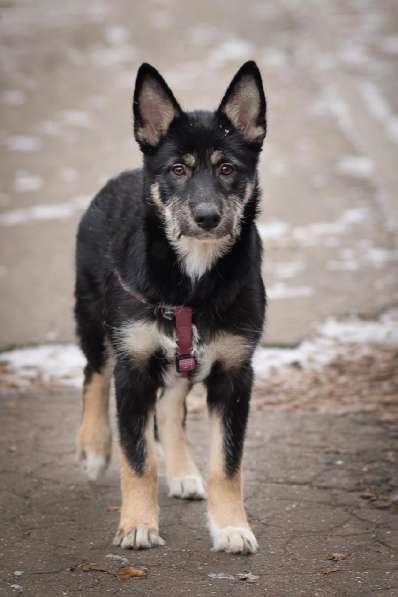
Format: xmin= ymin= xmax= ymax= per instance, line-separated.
xmin=75 ymin=289 xmax=113 ymax=481
xmin=156 ymin=377 xmax=206 ymax=500
xmin=206 ymin=364 xmax=258 ymax=554
xmin=77 ymin=362 xmax=113 ymax=481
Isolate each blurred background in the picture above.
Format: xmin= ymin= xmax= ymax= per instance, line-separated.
xmin=1 ymin=0 xmax=397 ymax=351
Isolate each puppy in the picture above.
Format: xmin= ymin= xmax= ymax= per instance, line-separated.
xmin=75 ymin=61 xmax=267 ymax=554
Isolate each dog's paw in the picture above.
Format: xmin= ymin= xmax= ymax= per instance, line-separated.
xmin=113 ymin=524 xmax=165 ymax=550
xmin=210 ymin=525 xmax=258 ymax=554
xmin=78 ymin=450 xmax=110 ymax=481
xmin=168 ymin=475 xmax=206 ymax=500
xmin=77 ymin=425 xmax=112 ymax=481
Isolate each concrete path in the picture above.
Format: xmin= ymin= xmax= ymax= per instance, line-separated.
xmin=1 ymin=386 xmax=397 ymax=597
xmin=0 ymin=0 xmax=397 ymax=349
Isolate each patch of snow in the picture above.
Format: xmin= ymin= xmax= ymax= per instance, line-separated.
xmin=267 ymin=283 xmax=313 ymax=300
xmin=90 ymin=44 xmax=136 ymax=67
xmin=359 ymin=80 xmax=398 ymax=144
xmin=3 ymin=135 xmax=42 ymax=152
xmin=320 ymin=316 xmax=398 ymax=344
xmin=262 ymin=48 xmax=287 ymax=68
xmin=0 ymin=195 xmax=90 ymax=226
xmin=1 ymin=314 xmax=397 ymax=388
xmin=208 ymin=39 xmax=253 ymax=67
xmin=273 ymin=261 xmax=305 ymax=279
xmin=0 ymin=344 xmax=85 ymax=388
xmin=14 ymin=174 xmax=43 ymax=193
xmin=364 ymin=247 xmax=398 ymax=268
xmin=327 ymin=259 xmax=359 ymax=271
xmin=104 ymin=24 xmax=129 ymax=45
xmin=254 ymin=312 xmax=398 ymax=377
xmin=60 ymin=110 xmax=92 ymax=128
xmin=1 ymin=90 xmax=25 ymax=105
xmin=257 ymin=220 xmax=288 ymax=240
xmin=381 ymin=36 xmax=398 ymax=55
xmin=337 ymin=155 xmax=375 ymax=178
xmin=292 ymin=209 xmax=368 ymax=246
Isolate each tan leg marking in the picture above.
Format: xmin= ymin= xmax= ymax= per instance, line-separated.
xmin=77 ymin=371 xmax=112 ymax=481
xmin=156 ymin=378 xmax=206 ymax=499
xmin=113 ymin=416 xmax=164 ymax=550
xmin=207 ymin=413 xmax=257 ymax=554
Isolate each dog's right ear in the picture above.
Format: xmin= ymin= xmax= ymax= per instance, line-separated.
xmin=133 ymin=63 xmax=182 ymax=151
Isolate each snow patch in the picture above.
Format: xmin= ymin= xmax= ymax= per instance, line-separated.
xmin=337 ymin=155 xmax=375 ymax=178
xmin=3 ymin=135 xmax=41 ymax=152
xmin=257 ymin=220 xmax=288 ymax=240
xmin=208 ymin=39 xmax=253 ymax=67
xmin=292 ymin=209 xmax=368 ymax=246
xmin=1 ymin=314 xmax=397 ymax=388
xmin=359 ymin=80 xmax=398 ymax=144
xmin=14 ymin=173 xmax=43 ymax=193
xmin=1 ymin=90 xmax=25 ymax=105
xmin=0 ymin=196 xmax=90 ymax=226
xmin=268 ymin=283 xmax=313 ymax=300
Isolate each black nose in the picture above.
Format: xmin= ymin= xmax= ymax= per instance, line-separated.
xmin=193 ymin=204 xmax=221 ymax=231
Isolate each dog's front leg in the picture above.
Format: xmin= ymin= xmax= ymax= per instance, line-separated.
xmin=206 ymin=364 xmax=257 ymax=554
xmin=112 ymin=360 xmax=164 ymax=550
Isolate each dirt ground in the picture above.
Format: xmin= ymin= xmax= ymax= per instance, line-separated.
xmin=1 ymin=343 xmax=397 ymax=597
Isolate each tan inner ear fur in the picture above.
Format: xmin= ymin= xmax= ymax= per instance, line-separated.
xmin=136 ymin=78 xmax=178 ymax=146
xmin=223 ymin=76 xmax=265 ymax=142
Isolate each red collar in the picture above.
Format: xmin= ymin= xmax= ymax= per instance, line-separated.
xmin=115 ymin=270 xmax=196 ymax=376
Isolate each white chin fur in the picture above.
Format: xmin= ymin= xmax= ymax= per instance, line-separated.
xmin=208 ymin=517 xmax=258 ymax=554
xmin=173 ymin=235 xmax=232 ymax=281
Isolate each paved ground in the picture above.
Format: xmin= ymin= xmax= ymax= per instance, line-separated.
xmin=1 ymin=1 xmax=398 ymax=596
xmin=1 ymin=378 xmax=397 ymax=597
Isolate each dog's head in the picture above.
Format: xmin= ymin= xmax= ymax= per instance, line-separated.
xmin=133 ymin=61 xmax=266 ymax=247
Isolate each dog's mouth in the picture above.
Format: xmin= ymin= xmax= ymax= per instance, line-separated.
xmin=178 ymin=230 xmax=232 ymax=242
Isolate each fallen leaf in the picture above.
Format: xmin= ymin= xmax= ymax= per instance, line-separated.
xmin=321 ymin=566 xmax=340 ymax=575
xmin=76 ymin=562 xmax=146 ymax=580
xmin=106 ymin=505 xmax=120 ymax=512
xmin=328 ymin=553 xmax=346 ymax=562
xmin=384 ymin=451 xmax=396 ymax=463
xmin=237 ymin=571 xmax=259 ymax=583
xmin=113 ymin=566 xmax=146 ymax=580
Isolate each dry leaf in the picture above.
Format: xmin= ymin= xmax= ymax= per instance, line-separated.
xmin=321 ymin=566 xmax=340 ymax=575
xmin=113 ymin=566 xmax=146 ymax=580
xmin=77 ymin=561 xmax=146 ymax=580
xmin=384 ymin=451 xmax=395 ymax=463
xmin=106 ymin=505 xmax=120 ymax=512
xmin=328 ymin=553 xmax=346 ymax=562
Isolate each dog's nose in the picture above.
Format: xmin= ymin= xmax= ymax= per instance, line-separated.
xmin=193 ymin=204 xmax=221 ymax=231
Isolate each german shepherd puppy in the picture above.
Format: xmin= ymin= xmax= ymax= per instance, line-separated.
xmin=75 ymin=61 xmax=266 ymax=554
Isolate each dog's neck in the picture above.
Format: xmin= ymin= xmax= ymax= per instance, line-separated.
xmin=170 ymin=235 xmax=234 ymax=282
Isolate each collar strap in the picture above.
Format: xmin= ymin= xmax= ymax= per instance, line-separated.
xmin=115 ymin=270 xmax=196 ymax=376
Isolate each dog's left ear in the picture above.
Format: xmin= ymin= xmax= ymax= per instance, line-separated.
xmin=217 ymin=61 xmax=266 ymax=144
xmin=133 ymin=63 xmax=182 ymax=150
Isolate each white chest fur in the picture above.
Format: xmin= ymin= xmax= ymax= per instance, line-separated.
xmin=115 ymin=319 xmax=250 ymax=385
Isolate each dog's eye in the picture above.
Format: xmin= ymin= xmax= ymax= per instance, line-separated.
xmin=219 ymin=163 xmax=234 ymax=176
xmin=171 ymin=164 xmax=186 ymax=177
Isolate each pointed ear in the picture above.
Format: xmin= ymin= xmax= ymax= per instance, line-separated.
xmin=133 ymin=63 xmax=182 ymax=150
xmin=217 ymin=61 xmax=266 ymax=144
